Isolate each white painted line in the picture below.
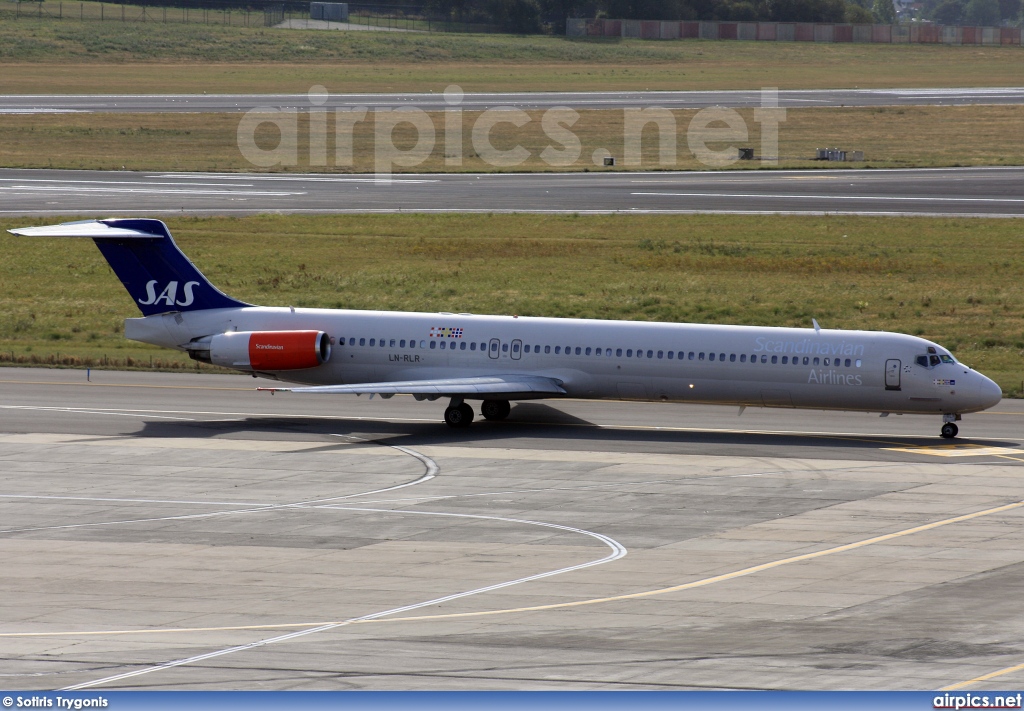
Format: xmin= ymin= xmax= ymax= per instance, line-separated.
xmin=61 ymin=445 xmax=626 ymax=690
xmin=631 ymin=192 xmax=1024 ymax=203
xmin=147 ymin=174 xmax=439 ymax=184
xmin=0 ymin=405 xmax=194 ymax=420
xmin=0 ymin=494 xmax=265 ymax=507
xmin=0 ymin=178 xmax=255 ymax=187
xmin=0 ymin=186 xmax=304 ymax=196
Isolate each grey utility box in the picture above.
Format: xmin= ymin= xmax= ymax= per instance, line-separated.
xmin=311 ymin=2 xmax=349 ymax=21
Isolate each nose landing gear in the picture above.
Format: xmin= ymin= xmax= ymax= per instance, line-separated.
xmin=940 ymin=413 xmax=961 ymax=439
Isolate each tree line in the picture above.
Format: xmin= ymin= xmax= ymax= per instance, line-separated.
xmin=429 ymin=0 xmax=1018 ymax=32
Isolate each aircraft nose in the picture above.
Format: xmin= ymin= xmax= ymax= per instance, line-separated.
xmin=977 ymin=374 xmax=1003 ymax=410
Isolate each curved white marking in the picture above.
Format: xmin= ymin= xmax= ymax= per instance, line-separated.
xmin=55 ymin=443 xmax=625 ymax=691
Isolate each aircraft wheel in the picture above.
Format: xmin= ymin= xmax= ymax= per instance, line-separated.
xmin=444 ymin=403 xmax=474 ymax=428
xmin=940 ymin=422 xmax=959 ymax=439
xmin=481 ymin=399 xmax=511 ymax=421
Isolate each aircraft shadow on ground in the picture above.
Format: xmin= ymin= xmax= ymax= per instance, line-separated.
xmin=133 ymin=401 xmax=1021 ymax=454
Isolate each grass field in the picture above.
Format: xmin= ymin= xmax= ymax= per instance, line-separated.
xmin=0 ymin=17 xmax=1022 ymax=93
xmin=3 ymin=105 xmax=1022 ymax=172
xmin=2 ymin=213 xmax=1022 ymax=395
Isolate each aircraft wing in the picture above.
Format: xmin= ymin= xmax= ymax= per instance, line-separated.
xmin=258 ymin=375 xmax=566 ymax=397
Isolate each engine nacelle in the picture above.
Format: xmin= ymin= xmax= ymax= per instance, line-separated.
xmin=191 ymin=330 xmax=331 ymax=371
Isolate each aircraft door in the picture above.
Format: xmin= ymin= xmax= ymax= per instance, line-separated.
xmin=488 ymin=338 xmax=500 ymax=360
xmin=885 ymin=359 xmax=901 ymax=391
xmin=511 ymin=339 xmax=522 ymax=360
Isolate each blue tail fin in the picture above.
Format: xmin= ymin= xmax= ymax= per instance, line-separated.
xmin=10 ymin=218 xmax=250 ymax=316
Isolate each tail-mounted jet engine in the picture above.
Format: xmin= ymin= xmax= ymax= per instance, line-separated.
xmin=188 ymin=331 xmax=331 ymax=371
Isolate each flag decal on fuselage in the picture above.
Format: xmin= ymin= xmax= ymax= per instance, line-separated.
xmin=430 ymin=327 xmax=464 ymax=338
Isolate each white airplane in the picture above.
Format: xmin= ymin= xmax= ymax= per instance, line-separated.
xmin=11 ymin=218 xmax=1003 ymax=438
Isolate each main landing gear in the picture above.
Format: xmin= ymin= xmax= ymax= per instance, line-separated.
xmin=444 ymin=401 xmax=474 ymax=428
xmin=480 ymin=399 xmax=511 ymax=421
xmin=444 ymin=398 xmax=512 ymax=428
xmin=940 ymin=413 xmax=961 ymax=439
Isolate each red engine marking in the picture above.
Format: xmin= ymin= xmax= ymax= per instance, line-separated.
xmin=248 ymin=331 xmax=322 ymax=371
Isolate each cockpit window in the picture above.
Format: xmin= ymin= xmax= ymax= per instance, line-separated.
xmin=940 ymin=355 xmax=955 ymax=364
xmin=929 ymin=355 xmax=941 ymax=366
xmin=916 ymin=355 xmax=929 ymax=367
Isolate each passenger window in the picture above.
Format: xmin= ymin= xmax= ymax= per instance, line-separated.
xmin=730 ymin=354 xmax=736 ymax=362
xmin=399 ymin=339 xmax=405 ymax=348
xmin=626 ymin=349 xmax=632 ymax=357
xmin=856 ymin=359 xmax=862 ymax=367
xmin=607 ymin=349 xmax=613 ymax=357
xmin=502 ymin=343 xmax=509 ymax=353
xmin=740 ymin=354 xmax=747 ymax=363
xmin=803 ymin=357 xmax=809 ymax=365
xmin=825 ymin=357 xmax=831 ymax=366
xmin=574 ymin=347 xmax=581 ymax=355
xmin=781 ymin=356 xmax=788 ymax=364
xmin=930 ymin=355 xmax=941 ymax=366
xmin=812 ymin=357 xmax=819 ymax=365
xmin=616 ymin=349 xmax=623 ymax=357
xmin=470 ymin=342 xmax=476 ymax=351
xmin=545 ymin=346 xmax=551 ymax=354
xmin=678 ymin=351 xmax=684 ymax=360
xmin=369 ymin=339 xmax=376 ymax=347
xmin=709 ymin=353 xmax=715 ymax=361
xmin=359 ymin=338 xmax=365 ymax=346
xmin=461 ymin=342 xmax=467 ymax=351
xmin=441 ymin=341 xmax=448 ymax=350
xmin=480 ymin=342 xmax=486 ymax=350
xmin=761 ymin=355 xmax=768 ymax=363
xmin=637 ymin=350 xmax=643 ymax=358
xmin=845 ymin=358 xmax=851 ymax=367
xmin=585 ymin=347 xmax=592 ymax=356
xmin=771 ymin=355 xmax=778 ymax=364
xmin=668 ymin=351 xmax=674 ymax=360
xmin=657 ymin=351 xmax=663 ymax=359
xmin=647 ymin=350 xmax=653 ymax=358
xmin=430 ymin=341 xmax=437 ymax=350
xmin=513 ymin=343 xmax=520 ymax=353
xmin=699 ymin=352 xmax=705 ymax=360
xmin=388 ymin=339 xmax=394 ymax=347
xmin=555 ymin=346 xmax=561 ymax=354
xmin=490 ymin=342 xmax=498 ymax=352
xmin=689 ymin=352 xmax=695 ymax=360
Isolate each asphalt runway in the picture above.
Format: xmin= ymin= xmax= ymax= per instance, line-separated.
xmin=3 ymin=88 xmax=1024 ymax=114
xmin=2 ymin=367 xmax=1024 ymax=690
xmin=2 ymin=166 xmax=1023 ymax=217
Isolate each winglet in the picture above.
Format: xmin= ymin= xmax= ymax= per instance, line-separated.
xmin=9 ymin=219 xmax=163 ymax=239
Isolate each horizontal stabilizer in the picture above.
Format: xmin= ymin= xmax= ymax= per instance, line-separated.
xmin=259 ymin=375 xmax=566 ymax=397
xmin=9 ymin=219 xmax=164 ymax=239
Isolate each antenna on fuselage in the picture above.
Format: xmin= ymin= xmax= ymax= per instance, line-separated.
xmin=812 ymin=318 xmax=821 ymax=333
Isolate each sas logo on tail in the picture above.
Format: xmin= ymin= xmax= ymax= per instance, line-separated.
xmin=138 ymin=280 xmax=200 ymax=307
